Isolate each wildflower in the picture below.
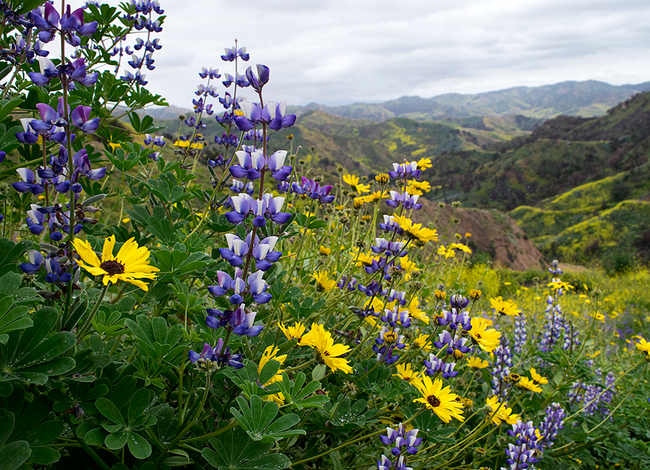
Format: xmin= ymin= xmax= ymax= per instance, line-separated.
xmin=469 ymin=289 xmax=482 ymax=300
xmin=467 ymin=356 xmax=489 ymax=369
xmin=490 ymin=297 xmax=521 ymax=317
xmin=517 ymin=377 xmax=542 ymax=393
xmin=538 ymin=403 xmax=566 ymax=450
xmin=407 ymin=299 xmax=429 ymax=324
xmin=636 ymin=337 xmax=650 ymax=355
xmin=413 ymin=334 xmax=432 ymax=352
xmin=485 ymin=396 xmax=520 ymax=425
xmin=393 ymin=216 xmax=438 ymax=243
xmin=529 ymin=368 xmax=548 ymax=384
xmin=450 ymin=243 xmax=471 ymax=254
xmin=300 ymin=323 xmax=352 ymax=374
xmin=189 ymin=338 xmax=244 ymax=370
xmin=375 ymin=173 xmax=390 ymax=185
xmin=319 ymin=245 xmax=331 ymax=256
xmin=548 ymin=279 xmax=573 ymax=291
xmin=405 ymin=180 xmax=431 ymax=196
xmin=399 ymin=256 xmax=419 ymax=280
xmin=434 ymin=289 xmax=446 ymax=301
xmin=415 ymin=157 xmax=432 ymax=170
xmin=312 ymin=270 xmax=336 ymax=291
xmin=279 ymin=322 xmax=306 ymax=341
xmin=393 ymin=363 xmax=419 ymax=383
xmin=411 ymin=376 xmax=465 ymax=423
xmin=343 ymin=174 xmax=370 ymax=194
xmin=469 ymin=317 xmax=501 ymax=353
xmin=73 ymin=236 xmax=159 ymax=291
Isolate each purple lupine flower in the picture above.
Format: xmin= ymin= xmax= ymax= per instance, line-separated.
xmin=13 ymin=168 xmax=45 ymax=194
xmin=231 ymin=305 xmax=263 ymax=337
xmin=449 ymin=294 xmax=469 ymax=309
xmin=386 ymin=289 xmax=407 ymax=306
xmin=491 ymin=337 xmax=513 ymax=398
xmin=388 ymin=162 xmax=421 ymax=179
xmin=380 ymin=307 xmax=411 ymax=329
xmin=252 ymin=236 xmax=282 ymax=271
xmin=377 ymin=455 xmax=392 ymax=470
xmin=19 ymin=250 xmax=44 ymax=274
xmin=44 ymin=256 xmax=72 ymax=283
xmin=502 ymin=420 xmax=539 ymax=470
xmin=25 ymin=204 xmax=46 ymax=234
xmin=71 ymin=105 xmax=99 ymax=133
xmin=386 ymin=191 xmax=423 ymax=210
xmin=246 ymin=64 xmax=270 ymax=93
xmin=268 ymin=101 xmax=296 ymax=131
xmin=538 ymin=403 xmax=566 ymax=450
xmin=514 ymin=311 xmax=527 ymax=355
xmin=378 ymin=215 xmax=404 ymax=235
xmin=219 ymin=234 xmax=249 ymax=267
xmin=72 ymin=149 xmax=106 ymax=180
xmin=371 ymin=238 xmax=406 ymax=257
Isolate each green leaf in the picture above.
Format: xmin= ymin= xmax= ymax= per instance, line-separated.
xmin=22 ymin=420 xmax=63 ymax=445
xmin=0 ymin=440 xmax=31 ymax=470
xmin=127 ymin=431 xmax=152 ymax=459
xmin=83 ymin=428 xmax=107 ymax=446
xmin=28 ymin=446 xmax=60 ymax=464
xmin=105 ymin=431 xmax=128 ymax=450
xmin=259 ymin=359 xmax=281 ymax=387
xmin=312 ymin=364 xmax=326 ymax=381
xmin=0 ymin=410 xmax=14 ymax=447
xmin=96 ymin=398 xmax=126 ymax=426
xmin=203 ymin=427 xmax=291 ymax=470
xmin=128 ymin=389 xmax=152 ymax=423
xmin=17 ymin=332 xmax=76 ymax=367
xmin=0 ymin=273 xmax=21 ymax=295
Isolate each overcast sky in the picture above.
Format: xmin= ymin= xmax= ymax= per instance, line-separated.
xmin=99 ymin=0 xmax=650 ymax=108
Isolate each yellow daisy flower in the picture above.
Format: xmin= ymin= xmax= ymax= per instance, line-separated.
xmin=636 ymin=338 xmax=650 ymax=355
xmin=411 ymin=376 xmax=465 ymax=423
xmin=490 ymin=297 xmax=521 ymax=317
xmin=393 ymin=363 xmax=420 ymax=382
xmin=393 ymin=216 xmax=439 ymax=243
xmin=485 ymin=396 xmax=520 ymax=426
xmin=407 ymin=298 xmax=430 ymax=324
xmin=466 ymin=356 xmax=489 ymax=369
xmin=319 ymin=245 xmax=332 ymax=256
xmin=415 ymin=157 xmax=432 ymax=170
xmin=399 ymin=256 xmax=419 ymax=280
xmin=517 ymin=377 xmax=542 ymax=393
xmin=343 ymin=174 xmax=370 ymax=194
xmin=529 ymin=368 xmax=548 ymax=384
xmin=279 ymin=322 xmax=306 ymax=340
xmin=469 ymin=317 xmax=501 ymax=353
xmin=311 ymin=270 xmax=336 ymax=291
xmin=300 ymin=323 xmax=353 ymax=374
xmin=413 ymin=334 xmax=432 ymax=352
xmin=73 ymin=236 xmax=159 ymax=291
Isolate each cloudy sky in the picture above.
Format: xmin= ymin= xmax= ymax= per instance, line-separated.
xmin=101 ymin=0 xmax=650 ymax=108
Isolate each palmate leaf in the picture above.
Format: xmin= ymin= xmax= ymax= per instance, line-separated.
xmin=230 ymin=395 xmax=305 ymax=443
xmin=267 ymin=372 xmax=330 ymax=409
xmin=0 ymin=295 xmax=32 ymax=345
xmin=0 ymin=308 xmax=76 ymax=385
xmin=201 ymin=427 xmax=291 ymax=470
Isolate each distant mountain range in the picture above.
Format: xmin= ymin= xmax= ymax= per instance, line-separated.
xmin=144 ymin=80 xmax=650 ymax=123
xmin=287 ymin=80 xmax=650 ymax=122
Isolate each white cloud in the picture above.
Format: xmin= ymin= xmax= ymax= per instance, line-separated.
xmin=93 ymin=0 xmax=650 ymax=107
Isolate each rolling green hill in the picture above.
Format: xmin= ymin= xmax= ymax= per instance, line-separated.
xmin=288 ymin=80 xmax=650 ymax=122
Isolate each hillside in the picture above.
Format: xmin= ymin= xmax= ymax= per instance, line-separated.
xmin=412 ymin=200 xmax=546 ymax=271
xmin=511 ymin=164 xmax=650 ymax=272
xmin=427 ymin=90 xmax=650 ymax=210
xmin=288 ymin=80 xmax=650 ymax=122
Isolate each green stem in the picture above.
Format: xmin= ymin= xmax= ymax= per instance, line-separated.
xmin=77 ymin=282 xmax=111 ymax=338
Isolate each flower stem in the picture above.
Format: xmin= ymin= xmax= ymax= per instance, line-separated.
xmin=77 ymin=282 xmax=111 ymax=338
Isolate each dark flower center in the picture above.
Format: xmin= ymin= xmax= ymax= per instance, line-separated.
xmin=427 ymin=394 xmax=441 ymax=407
xmin=100 ymin=260 xmax=125 ymax=275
